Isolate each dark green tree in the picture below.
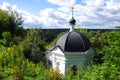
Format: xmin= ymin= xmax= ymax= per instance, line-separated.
xmin=22 ymin=29 xmax=46 ymax=63
xmin=0 ymin=9 xmax=26 ymax=38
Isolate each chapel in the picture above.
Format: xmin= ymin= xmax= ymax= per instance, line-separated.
xmin=45 ymin=7 xmax=94 ymax=75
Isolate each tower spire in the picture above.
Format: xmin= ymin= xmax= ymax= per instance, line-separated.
xmin=72 ymin=6 xmax=74 ymax=18
xmin=69 ymin=6 xmax=76 ymax=32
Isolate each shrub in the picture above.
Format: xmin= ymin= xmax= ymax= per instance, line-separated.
xmin=2 ymin=31 xmax=13 ymax=46
xmin=11 ymin=66 xmax=24 ymax=80
xmin=46 ymin=68 xmax=62 ymax=80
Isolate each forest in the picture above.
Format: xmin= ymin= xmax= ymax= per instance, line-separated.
xmin=0 ymin=9 xmax=120 ymax=80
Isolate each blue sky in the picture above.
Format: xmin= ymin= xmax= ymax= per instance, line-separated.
xmin=0 ymin=0 xmax=59 ymax=15
xmin=0 ymin=0 xmax=120 ymax=29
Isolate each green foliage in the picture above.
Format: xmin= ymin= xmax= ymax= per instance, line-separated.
xmin=0 ymin=9 xmax=26 ymax=38
xmin=42 ymin=29 xmax=67 ymax=43
xmin=21 ymin=29 xmax=46 ymax=63
xmin=0 ymin=9 xmax=9 ymax=37
xmin=83 ymin=31 xmax=120 ymax=80
xmin=0 ymin=28 xmax=120 ymax=80
xmin=1 ymin=31 xmax=13 ymax=46
xmin=0 ymin=45 xmax=25 ymax=79
xmin=0 ymin=45 xmax=48 ymax=80
xmin=11 ymin=66 xmax=24 ymax=80
xmin=101 ymin=31 xmax=120 ymax=66
xmin=115 ymin=26 xmax=120 ymax=28
xmin=47 ymin=69 xmax=63 ymax=80
xmin=73 ymin=63 xmax=119 ymax=80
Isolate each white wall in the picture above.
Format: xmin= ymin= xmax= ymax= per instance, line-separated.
xmin=48 ymin=47 xmax=66 ymax=75
xmin=46 ymin=47 xmax=94 ymax=75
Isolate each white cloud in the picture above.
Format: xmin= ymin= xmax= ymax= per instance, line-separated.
xmin=46 ymin=0 xmax=120 ymax=29
xmin=58 ymin=6 xmax=70 ymax=12
xmin=83 ymin=0 xmax=105 ymax=7
xmin=74 ymin=0 xmax=120 ymax=29
xmin=0 ymin=2 xmax=42 ymax=28
xmin=39 ymin=8 xmax=69 ymax=28
xmin=0 ymin=1 xmax=12 ymax=10
xmin=0 ymin=0 xmax=120 ymax=29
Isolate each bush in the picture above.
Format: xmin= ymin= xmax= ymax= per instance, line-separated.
xmin=2 ymin=31 xmax=13 ymax=46
xmin=46 ymin=68 xmax=62 ymax=80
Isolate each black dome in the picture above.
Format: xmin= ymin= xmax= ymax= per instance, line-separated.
xmin=69 ymin=17 xmax=76 ymax=25
xmin=55 ymin=31 xmax=91 ymax=52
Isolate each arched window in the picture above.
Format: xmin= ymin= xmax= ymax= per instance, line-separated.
xmin=47 ymin=60 xmax=52 ymax=68
xmin=71 ymin=65 xmax=77 ymax=75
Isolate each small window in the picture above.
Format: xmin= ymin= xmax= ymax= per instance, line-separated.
xmin=71 ymin=65 xmax=77 ymax=75
xmin=47 ymin=60 xmax=52 ymax=68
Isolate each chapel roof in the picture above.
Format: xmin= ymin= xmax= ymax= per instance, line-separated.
xmin=55 ymin=31 xmax=91 ymax=52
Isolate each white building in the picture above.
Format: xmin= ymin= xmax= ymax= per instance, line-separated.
xmin=45 ymin=7 xmax=94 ymax=75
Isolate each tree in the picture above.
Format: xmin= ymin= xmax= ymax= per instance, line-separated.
xmin=0 ymin=9 xmax=26 ymax=38
xmin=115 ymin=26 xmax=120 ymax=29
xmin=0 ymin=9 xmax=9 ymax=38
xmin=22 ymin=29 xmax=46 ymax=63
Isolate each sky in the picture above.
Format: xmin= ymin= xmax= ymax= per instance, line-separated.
xmin=0 ymin=0 xmax=120 ymax=29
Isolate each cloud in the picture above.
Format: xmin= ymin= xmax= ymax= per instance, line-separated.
xmin=74 ymin=0 xmax=120 ymax=29
xmin=1 ymin=1 xmax=12 ymax=10
xmin=45 ymin=0 xmax=120 ymax=29
xmin=0 ymin=0 xmax=120 ymax=29
xmin=0 ymin=2 xmax=42 ymax=28
xmin=0 ymin=1 xmax=69 ymax=29
xmin=39 ymin=8 xmax=69 ymax=28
